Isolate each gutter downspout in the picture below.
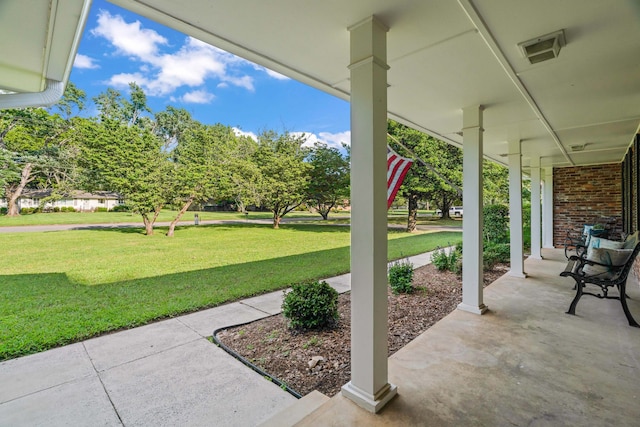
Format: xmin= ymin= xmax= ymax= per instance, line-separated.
xmin=0 ymin=0 xmax=93 ymax=110
xmin=0 ymin=79 xmax=65 ymax=109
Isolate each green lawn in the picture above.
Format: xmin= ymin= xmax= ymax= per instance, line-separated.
xmin=0 ymin=223 xmax=461 ymax=360
xmin=0 ymin=209 xmax=339 ymax=227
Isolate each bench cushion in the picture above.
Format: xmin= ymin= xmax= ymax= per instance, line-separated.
xmin=586 ymin=237 xmax=624 ymax=259
xmin=583 ymin=247 xmax=633 ymax=278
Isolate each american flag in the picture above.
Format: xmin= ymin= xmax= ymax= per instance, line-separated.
xmin=387 ymin=145 xmax=413 ymax=209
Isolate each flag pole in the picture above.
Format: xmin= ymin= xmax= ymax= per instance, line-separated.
xmin=386 ymin=133 xmax=463 ymax=197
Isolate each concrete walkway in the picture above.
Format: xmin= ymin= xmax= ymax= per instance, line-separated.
xmin=0 ymin=251 xmax=438 ymax=426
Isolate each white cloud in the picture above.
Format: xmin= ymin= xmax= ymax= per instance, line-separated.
xmin=181 ymin=89 xmax=215 ymax=104
xmin=318 ymin=131 xmax=351 ymax=149
xmin=90 ymin=12 xmax=265 ymax=98
xmin=91 ymin=10 xmax=167 ymax=61
xmin=105 ymin=72 xmax=151 ymax=89
xmin=293 ymin=131 xmax=350 ymax=151
xmin=233 ymin=127 xmax=258 ymax=141
xmin=74 ymin=54 xmax=99 ymax=69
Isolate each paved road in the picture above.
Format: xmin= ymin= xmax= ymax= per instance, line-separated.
xmin=0 ymin=215 xmax=461 ymax=234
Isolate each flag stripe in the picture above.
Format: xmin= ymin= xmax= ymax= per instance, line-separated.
xmin=387 ymin=145 xmax=413 ymax=209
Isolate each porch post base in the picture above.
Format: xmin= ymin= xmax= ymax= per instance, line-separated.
xmin=457 ymin=302 xmax=488 ymax=315
xmin=529 ymin=255 xmax=543 ymax=260
xmin=341 ymin=381 xmax=397 ymax=413
xmin=509 ymin=271 xmax=527 ymax=278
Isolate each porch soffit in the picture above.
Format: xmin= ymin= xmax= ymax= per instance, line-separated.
xmin=2 ymin=0 xmax=638 ymax=170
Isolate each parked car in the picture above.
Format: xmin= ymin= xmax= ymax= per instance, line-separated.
xmin=449 ymin=206 xmax=463 ymax=217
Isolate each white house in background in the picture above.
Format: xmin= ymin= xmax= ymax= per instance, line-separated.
xmin=0 ymin=189 xmax=123 ymax=212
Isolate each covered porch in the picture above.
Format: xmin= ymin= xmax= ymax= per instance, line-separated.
xmin=1 ymin=0 xmax=640 ymax=422
xmin=293 ymin=249 xmax=640 ymax=425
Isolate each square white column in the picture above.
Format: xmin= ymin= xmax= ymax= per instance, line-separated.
xmin=542 ymin=167 xmax=554 ymax=248
xmin=458 ymin=106 xmax=487 ymax=315
xmin=508 ymin=140 xmax=526 ymax=277
xmin=342 ymin=15 xmax=397 ymax=414
xmin=530 ymin=157 xmax=542 ymax=259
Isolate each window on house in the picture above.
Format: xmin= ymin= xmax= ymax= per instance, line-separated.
xmin=98 ymin=199 xmax=105 ymax=204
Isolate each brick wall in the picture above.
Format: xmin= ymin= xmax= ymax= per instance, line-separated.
xmin=553 ymin=164 xmax=622 ymax=247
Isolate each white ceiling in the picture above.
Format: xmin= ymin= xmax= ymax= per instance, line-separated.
xmin=2 ymin=0 xmax=639 ymax=170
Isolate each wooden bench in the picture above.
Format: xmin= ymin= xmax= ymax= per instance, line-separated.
xmin=560 ymin=241 xmax=640 ymax=327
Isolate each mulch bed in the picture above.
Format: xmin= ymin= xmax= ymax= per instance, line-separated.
xmin=216 ymin=263 xmax=508 ymax=397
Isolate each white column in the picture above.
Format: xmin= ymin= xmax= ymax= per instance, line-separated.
xmin=508 ymin=140 xmax=526 ymax=277
xmin=458 ymin=106 xmax=487 ymax=315
xmin=542 ymin=167 xmax=554 ymax=248
xmin=342 ymin=15 xmax=397 ymax=413
xmin=530 ymin=157 xmax=542 ymax=259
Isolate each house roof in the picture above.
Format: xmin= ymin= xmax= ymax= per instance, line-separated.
xmin=2 ymin=0 xmax=639 ymax=169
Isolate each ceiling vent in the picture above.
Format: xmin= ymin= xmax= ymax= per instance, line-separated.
xmin=518 ymin=30 xmax=565 ymax=64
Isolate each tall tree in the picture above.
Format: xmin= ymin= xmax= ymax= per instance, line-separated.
xmin=166 ymin=123 xmax=237 ymax=237
xmin=306 ymin=142 xmax=350 ymax=220
xmin=0 ymin=96 xmax=82 ymax=216
xmin=78 ymin=118 xmax=169 ymax=235
xmin=226 ymin=135 xmax=261 ymax=213
xmin=253 ymin=131 xmax=310 ymax=228
xmin=387 ymin=120 xmax=463 ymax=231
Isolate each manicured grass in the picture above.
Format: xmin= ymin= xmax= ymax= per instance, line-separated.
xmin=0 ymin=209 xmax=339 ymax=227
xmin=300 ymin=215 xmax=461 ymax=227
xmin=0 ymin=224 xmax=460 ymax=360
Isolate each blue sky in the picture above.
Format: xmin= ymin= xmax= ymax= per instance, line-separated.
xmin=70 ymin=0 xmax=350 ymax=149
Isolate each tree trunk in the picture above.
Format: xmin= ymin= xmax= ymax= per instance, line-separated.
xmin=167 ymin=198 xmax=194 ymax=237
xmin=407 ymin=194 xmax=418 ymax=232
xmin=141 ymin=214 xmax=154 ymax=235
xmin=273 ymin=214 xmax=281 ymax=229
xmin=6 ymin=163 xmax=34 ymax=216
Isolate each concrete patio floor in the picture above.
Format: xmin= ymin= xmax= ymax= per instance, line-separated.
xmin=295 ymin=249 xmax=640 ymax=426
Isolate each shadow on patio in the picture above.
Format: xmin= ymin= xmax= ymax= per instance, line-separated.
xmin=295 ymin=249 xmax=640 ymax=426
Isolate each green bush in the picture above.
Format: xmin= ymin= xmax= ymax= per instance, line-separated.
xmin=282 ymin=281 xmax=339 ymax=330
xmin=388 ymin=258 xmax=414 ymax=294
xmin=483 ymin=204 xmax=509 ymax=244
xmin=95 ymin=207 xmax=108 ymax=212
xmin=431 ymin=245 xmax=462 ymax=274
xmin=52 ymin=207 xmax=60 ymax=213
xmin=483 ymin=242 xmax=510 ymax=270
xmin=0 ymin=207 xmax=7 ymax=215
xmin=111 ymin=204 xmax=130 ymax=212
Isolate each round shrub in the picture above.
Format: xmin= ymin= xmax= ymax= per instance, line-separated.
xmin=388 ymin=258 xmax=414 ymax=294
xmin=282 ymin=281 xmax=339 ymax=330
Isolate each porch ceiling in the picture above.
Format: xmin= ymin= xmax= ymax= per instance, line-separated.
xmin=2 ymin=1 xmax=639 ymax=169
xmin=108 ymin=0 xmax=640 ymax=169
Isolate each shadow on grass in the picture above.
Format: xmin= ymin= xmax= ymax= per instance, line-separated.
xmin=0 ymin=231 xmax=461 ymax=361
xmin=74 ymin=222 xmax=354 ymax=235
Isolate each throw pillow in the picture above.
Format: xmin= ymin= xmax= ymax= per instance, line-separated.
xmin=582 ymin=247 xmax=633 ymax=279
xmin=586 ymin=237 xmax=624 ymax=259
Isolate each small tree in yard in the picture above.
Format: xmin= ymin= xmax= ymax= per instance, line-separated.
xmin=253 ymin=131 xmax=310 ymax=228
xmin=306 ymin=142 xmax=350 ymax=220
xmin=165 ymin=123 xmax=236 ymax=237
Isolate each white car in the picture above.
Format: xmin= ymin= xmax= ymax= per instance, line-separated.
xmin=449 ymin=206 xmax=463 ymax=217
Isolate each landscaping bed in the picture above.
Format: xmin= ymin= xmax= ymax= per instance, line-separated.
xmin=217 ymin=262 xmax=507 ymax=397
